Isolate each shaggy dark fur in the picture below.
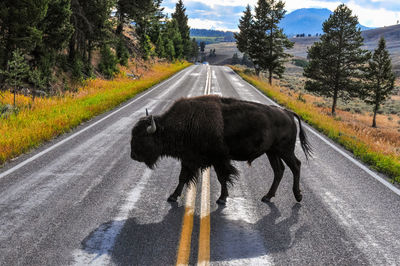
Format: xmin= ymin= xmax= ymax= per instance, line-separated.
xmin=130 ymin=95 xmax=312 ymax=204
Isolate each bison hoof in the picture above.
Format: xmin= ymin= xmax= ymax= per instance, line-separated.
xmin=167 ymin=195 xmax=178 ymax=202
xmin=261 ymin=196 xmax=272 ymax=203
xmin=216 ymin=198 xmax=226 ymax=205
xmin=295 ymin=194 xmax=303 ymax=202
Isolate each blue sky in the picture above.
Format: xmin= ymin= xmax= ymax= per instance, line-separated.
xmin=161 ymin=0 xmax=400 ymax=31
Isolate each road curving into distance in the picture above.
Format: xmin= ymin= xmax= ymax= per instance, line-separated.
xmin=0 ymin=65 xmax=399 ymax=265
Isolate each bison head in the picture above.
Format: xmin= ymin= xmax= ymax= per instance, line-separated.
xmin=130 ymin=114 xmax=160 ymax=169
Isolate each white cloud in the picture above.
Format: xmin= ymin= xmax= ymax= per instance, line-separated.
xmin=188 ymin=18 xmax=236 ymax=31
xmin=347 ymin=1 xmax=400 ymax=27
xmin=168 ymin=0 xmax=400 ymax=29
xmin=162 ymin=6 xmax=175 ymax=15
xmin=171 ymin=0 xmax=257 ymax=8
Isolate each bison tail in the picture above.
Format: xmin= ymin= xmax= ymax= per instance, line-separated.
xmin=226 ymin=164 xmax=239 ymax=185
xmin=292 ymin=112 xmax=313 ymax=161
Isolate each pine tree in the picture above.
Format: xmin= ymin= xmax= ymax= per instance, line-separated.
xmin=234 ymin=5 xmax=252 ymax=57
xmin=164 ymin=39 xmax=176 ymax=61
xmin=248 ymin=0 xmax=293 ymax=82
xmin=33 ymin=0 xmax=73 ymax=80
xmin=98 ymin=45 xmax=119 ymax=79
xmin=363 ymin=37 xmax=395 ymax=127
xmin=190 ymin=38 xmax=199 ymax=61
xmin=165 ymin=19 xmax=183 ymax=59
xmin=200 ymin=42 xmax=206 ymax=53
xmin=29 ymin=67 xmax=47 ymax=103
xmin=304 ymin=4 xmax=370 ymax=115
xmin=0 ymin=49 xmax=29 ymax=107
xmin=0 ymin=0 xmax=49 ymax=69
xmin=232 ymin=53 xmax=240 ymax=64
xmin=172 ymin=0 xmax=191 ymax=59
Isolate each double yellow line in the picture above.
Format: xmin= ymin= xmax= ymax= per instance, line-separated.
xmin=176 ymin=66 xmax=212 ymax=266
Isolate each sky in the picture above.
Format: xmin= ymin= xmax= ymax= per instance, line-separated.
xmin=161 ymin=0 xmax=400 ymax=31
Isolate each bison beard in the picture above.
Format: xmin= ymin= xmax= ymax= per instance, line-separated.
xmin=130 ymin=95 xmax=312 ymax=205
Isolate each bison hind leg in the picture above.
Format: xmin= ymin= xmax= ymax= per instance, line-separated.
xmin=281 ymin=153 xmax=302 ymax=202
xmin=262 ymin=152 xmax=285 ymax=203
xmin=214 ymin=161 xmax=239 ymax=205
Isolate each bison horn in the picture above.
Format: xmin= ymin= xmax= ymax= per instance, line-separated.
xmin=146 ymin=108 xmax=149 ymax=116
xmin=147 ymin=115 xmax=157 ymax=134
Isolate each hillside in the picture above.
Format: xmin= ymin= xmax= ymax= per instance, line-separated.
xmin=288 ymin=24 xmax=400 ymax=75
xmin=190 ymin=28 xmax=235 ymax=44
xmin=280 ymin=8 xmax=370 ymax=36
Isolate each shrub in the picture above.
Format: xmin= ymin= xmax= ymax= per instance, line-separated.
xmin=99 ymin=45 xmax=119 ymax=79
xmin=116 ymin=39 xmax=130 ymax=66
xmin=72 ymin=57 xmax=84 ymax=80
xmin=292 ymin=59 xmax=309 ymax=68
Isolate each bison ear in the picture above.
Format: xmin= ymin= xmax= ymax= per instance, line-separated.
xmin=146 ymin=115 xmax=157 ymax=134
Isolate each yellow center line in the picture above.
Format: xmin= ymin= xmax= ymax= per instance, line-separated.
xmin=176 ymin=65 xmax=212 ymax=266
xmin=198 ymin=168 xmax=211 ymax=266
xmin=176 ymin=184 xmax=197 ymax=266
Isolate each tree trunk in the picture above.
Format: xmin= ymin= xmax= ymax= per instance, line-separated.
xmin=116 ymin=21 xmax=123 ymax=36
xmin=372 ymin=103 xmax=379 ymax=128
xmin=268 ymin=69 xmax=272 ymax=85
xmin=13 ymin=89 xmax=16 ymax=107
xmin=32 ymin=89 xmax=36 ymax=104
xmin=68 ymin=35 xmax=76 ymax=62
xmin=88 ymin=40 xmax=92 ymax=65
xmin=331 ymin=88 xmax=338 ymax=115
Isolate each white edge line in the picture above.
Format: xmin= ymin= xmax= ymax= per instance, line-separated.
xmin=227 ymin=67 xmax=400 ymax=197
xmin=0 ymin=66 xmax=194 ymax=180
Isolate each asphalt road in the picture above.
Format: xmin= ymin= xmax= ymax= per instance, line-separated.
xmin=0 ymin=65 xmax=399 ymax=265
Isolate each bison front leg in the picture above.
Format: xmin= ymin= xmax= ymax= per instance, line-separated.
xmin=167 ymin=164 xmax=198 ymax=202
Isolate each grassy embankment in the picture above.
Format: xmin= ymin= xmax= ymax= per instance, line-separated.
xmin=0 ymin=61 xmax=191 ymax=166
xmin=231 ymin=66 xmax=400 ymax=183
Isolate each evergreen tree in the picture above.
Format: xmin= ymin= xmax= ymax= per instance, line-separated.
xmin=200 ymin=41 xmax=206 ymax=52
xmin=69 ymin=0 xmax=115 ymax=76
xmin=232 ymin=53 xmax=240 ymax=64
xmin=29 ymin=67 xmax=47 ymax=103
xmin=116 ymin=38 xmax=130 ymax=66
xmin=33 ymin=0 xmax=73 ymax=81
xmin=0 ymin=49 xmax=29 ymax=107
xmin=234 ymin=5 xmax=252 ymax=57
xmin=98 ymin=45 xmax=119 ymax=79
xmin=304 ymin=4 xmax=369 ymax=115
xmin=117 ymin=0 xmax=163 ymax=60
xmin=155 ymin=33 xmax=166 ymax=58
xmin=164 ymin=39 xmax=176 ymax=61
xmin=190 ymin=38 xmax=199 ymax=61
xmin=241 ymin=53 xmax=253 ymax=67
xmin=141 ymin=34 xmax=153 ymax=60
xmin=0 ymin=0 xmax=49 ymax=69
xmin=363 ymin=37 xmax=395 ymax=127
xmin=172 ymin=0 xmax=191 ymax=58
xmin=248 ymin=0 xmax=293 ymax=82
xmin=165 ymin=19 xmax=183 ymax=59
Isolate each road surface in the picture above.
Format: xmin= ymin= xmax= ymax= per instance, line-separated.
xmin=0 ymin=65 xmax=399 ymax=265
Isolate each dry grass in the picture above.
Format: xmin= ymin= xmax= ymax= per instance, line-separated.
xmin=0 ymin=60 xmax=191 ymax=165
xmin=231 ymin=66 xmax=400 ymax=183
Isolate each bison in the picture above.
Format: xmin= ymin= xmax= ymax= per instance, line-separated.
xmin=130 ymin=95 xmax=312 ymax=205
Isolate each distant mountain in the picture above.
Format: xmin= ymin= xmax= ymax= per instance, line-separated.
xmin=280 ymin=8 xmax=370 ymax=36
xmin=190 ymin=29 xmax=235 ymax=40
xmin=190 ymin=29 xmax=235 ymax=44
